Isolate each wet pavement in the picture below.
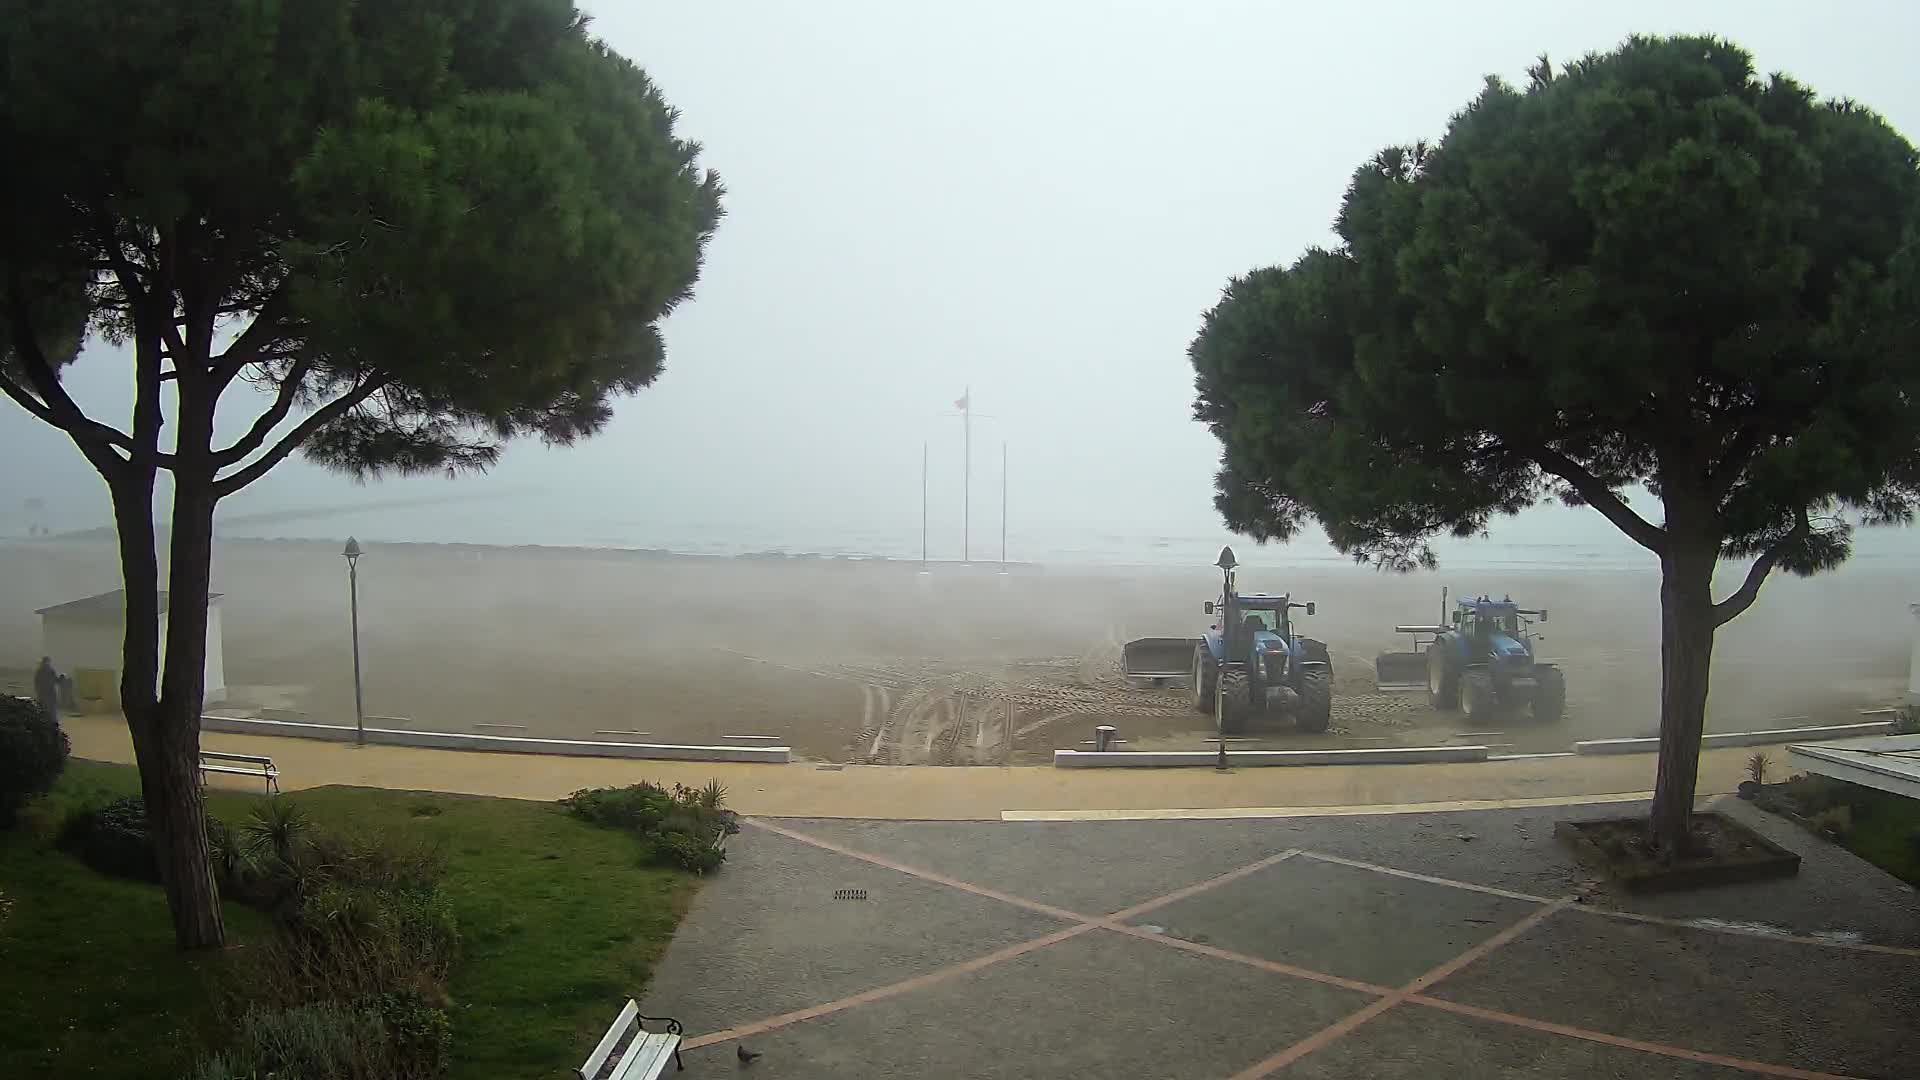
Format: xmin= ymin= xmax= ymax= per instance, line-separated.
xmin=642 ymin=798 xmax=1920 ymax=1078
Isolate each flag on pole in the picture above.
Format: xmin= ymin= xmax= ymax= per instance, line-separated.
xmin=954 ymin=389 xmax=969 ymax=412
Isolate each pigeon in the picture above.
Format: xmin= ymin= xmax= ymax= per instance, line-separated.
xmin=737 ymin=1044 xmax=762 ymax=1065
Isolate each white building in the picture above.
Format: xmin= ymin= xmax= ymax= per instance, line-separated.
xmin=35 ymin=590 xmax=226 ymax=708
xmin=1911 ymin=602 xmax=1920 ymax=707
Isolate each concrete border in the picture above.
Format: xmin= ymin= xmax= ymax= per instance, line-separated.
xmin=199 ymin=714 xmax=790 ymax=763
xmin=1573 ymin=720 xmax=1893 ymax=755
xmin=1052 ymin=745 xmax=1489 ymax=768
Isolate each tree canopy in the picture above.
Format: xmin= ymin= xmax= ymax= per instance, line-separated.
xmin=1191 ymin=34 xmax=1920 ymax=851
xmin=0 ymin=0 xmax=722 ymax=947
xmin=3 ymin=0 xmax=723 ymax=484
xmin=1196 ymin=36 xmax=1920 ymax=590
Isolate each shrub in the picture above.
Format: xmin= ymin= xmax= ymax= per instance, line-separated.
xmin=560 ymin=782 xmax=676 ymax=831
xmin=304 ymin=829 xmax=447 ymax=894
xmin=561 ymin=780 xmax=734 ymax=872
xmin=242 ymin=798 xmax=313 ymax=865
xmin=1746 ymin=752 xmax=1770 ymax=786
xmin=240 ymin=882 xmax=461 ymax=1009
xmin=651 ymin=828 xmax=725 ymax=874
xmin=0 ymin=694 xmax=69 ymax=827
xmin=368 ymin=989 xmax=453 ymax=1079
xmin=193 ymin=1001 xmax=387 ymax=1080
xmin=58 ymin=796 xmax=159 ymax=881
xmin=1810 ymin=805 xmax=1854 ymax=841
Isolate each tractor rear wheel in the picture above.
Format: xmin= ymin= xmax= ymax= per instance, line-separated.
xmin=1296 ymin=668 xmax=1332 ymax=733
xmin=1191 ymin=647 xmax=1218 ymax=714
xmin=1219 ymin=669 xmax=1251 ymax=734
xmin=1531 ymin=666 xmax=1566 ymax=723
xmin=1462 ymin=670 xmax=1495 ymax=719
xmin=1427 ymin=643 xmax=1460 ymax=710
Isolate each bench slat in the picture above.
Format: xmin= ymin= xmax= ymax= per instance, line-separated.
xmin=612 ymin=1032 xmax=680 ymax=1080
xmin=579 ymin=998 xmax=640 ymax=1080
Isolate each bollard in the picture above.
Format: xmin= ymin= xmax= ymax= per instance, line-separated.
xmin=1094 ymin=725 xmax=1117 ymax=752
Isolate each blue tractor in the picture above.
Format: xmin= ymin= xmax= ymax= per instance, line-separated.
xmin=1420 ymin=596 xmax=1565 ymax=722
xmin=1124 ymin=547 xmax=1332 ymax=734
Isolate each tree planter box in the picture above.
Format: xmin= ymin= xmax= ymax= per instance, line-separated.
xmin=1555 ymin=812 xmax=1801 ymax=892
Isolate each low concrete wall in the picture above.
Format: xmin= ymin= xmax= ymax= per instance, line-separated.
xmin=200 ymin=715 xmax=790 ymax=763
xmin=1573 ymin=720 xmax=1894 ymax=756
xmin=1053 ymin=745 xmax=1489 ymax=768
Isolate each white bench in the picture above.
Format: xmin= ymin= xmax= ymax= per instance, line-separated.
xmin=198 ymin=750 xmax=279 ymax=795
xmin=579 ymin=999 xmax=683 ymax=1079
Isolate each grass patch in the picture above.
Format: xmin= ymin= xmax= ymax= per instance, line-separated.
xmin=1757 ymin=773 xmax=1920 ymax=887
xmin=1 ymin=760 xmax=700 ymax=1080
xmin=1826 ymin=785 xmax=1920 ymax=886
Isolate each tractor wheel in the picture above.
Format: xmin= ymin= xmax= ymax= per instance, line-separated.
xmin=1531 ymin=667 xmax=1566 ymax=723
xmin=1427 ymin=643 xmax=1460 ymax=710
xmin=1462 ymin=670 xmax=1495 ymax=719
xmin=1191 ymin=647 xmax=1218 ymax=714
xmin=1219 ymin=669 xmax=1251 ymax=734
xmin=1296 ymin=668 xmax=1332 ymax=733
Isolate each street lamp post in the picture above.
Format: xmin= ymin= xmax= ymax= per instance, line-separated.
xmin=1215 ymin=546 xmax=1237 ymax=772
xmin=343 ymin=537 xmax=365 ymax=746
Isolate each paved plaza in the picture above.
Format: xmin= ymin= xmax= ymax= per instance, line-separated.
xmin=644 ymin=799 xmax=1920 ymax=1078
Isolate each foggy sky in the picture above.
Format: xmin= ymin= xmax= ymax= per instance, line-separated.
xmin=6 ymin=1 xmax=1920 ymax=561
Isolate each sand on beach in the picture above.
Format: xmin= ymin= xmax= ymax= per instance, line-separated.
xmin=0 ymin=536 xmax=1909 ymax=764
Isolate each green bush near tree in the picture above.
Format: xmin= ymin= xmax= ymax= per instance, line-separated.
xmin=0 ymin=694 xmax=68 ymax=827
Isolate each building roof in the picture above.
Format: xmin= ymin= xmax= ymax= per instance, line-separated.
xmin=1788 ymin=735 xmax=1920 ymax=801
xmin=34 ymin=590 xmax=224 ymax=620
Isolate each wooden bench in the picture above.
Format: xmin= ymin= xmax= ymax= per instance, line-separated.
xmin=198 ymin=750 xmax=279 ymax=795
xmin=580 ymin=999 xmax=683 ymax=1079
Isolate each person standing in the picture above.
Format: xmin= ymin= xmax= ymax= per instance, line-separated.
xmin=33 ymin=656 xmax=60 ymax=725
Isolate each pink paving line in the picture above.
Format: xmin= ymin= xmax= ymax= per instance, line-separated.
xmin=1227 ymin=901 xmax=1571 ymax=1079
xmin=1103 ymin=849 xmax=1300 ymax=922
xmin=746 ymin=818 xmax=1089 ymax=923
xmin=680 ymin=923 xmax=1097 ymax=1051
xmin=1295 ymin=848 xmax=1920 ymax=959
xmin=1105 ymin=924 xmax=1393 ymax=997
xmin=1406 ymin=997 xmax=1861 ymax=1080
xmin=710 ymin=820 xmax=1899 ymax=1077
xmin=688 ymin=824 xmax=1313 ymax=1052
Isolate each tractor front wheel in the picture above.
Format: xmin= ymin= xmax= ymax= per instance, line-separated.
xmin=1219 ymin=669 xmax=1251 ymax=734
xmin=1427 ymin=644 xmax=1460 ymax=710
xmin=1191 ymin=647 xmax=1218 ymax=714
xmin=1296 ymin=668 xmax=1332 ymax=733
xmin=1531 ymin=667 xmax=1566 ymax=723
xmin=1462 ymin=670 xmax=1495 ymax=719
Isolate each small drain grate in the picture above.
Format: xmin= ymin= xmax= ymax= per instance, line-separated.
xmin=833 ymin=888 xmax=869 ymax=901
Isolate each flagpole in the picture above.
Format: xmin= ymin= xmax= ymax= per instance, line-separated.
xmin=962 ymin=386 xmax=971 ymax=564
xmin=921 ymin=441 xmax=928 ymax=568
xmin=1000 ymin=441 xmax=1008 ymax=568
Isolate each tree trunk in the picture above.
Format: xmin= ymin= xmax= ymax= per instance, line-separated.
xmin=1649 ymin=540 xmax=1718 ymax=855
xmin=149 ymin=451 xmax=226 ymax=948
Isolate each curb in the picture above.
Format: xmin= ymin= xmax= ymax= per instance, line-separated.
xmin=1053 ymin=745 xmax=1489 ymax=768
xmin=200 ymin=714 xmax=791 ymax=763
xmin=1573 ymin=720 xmax=1893 ymax=756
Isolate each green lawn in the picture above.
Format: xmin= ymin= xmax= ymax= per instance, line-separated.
xmin=1833 ymin=783 xmax=1920 ymax=887
xmin=0 ymin=760 xmax=701 ymax=1080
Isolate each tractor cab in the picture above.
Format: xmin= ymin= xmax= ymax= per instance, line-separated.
xmin=1206 ymin=593 xmax=1305 ymax=663
xmin=1453 ymin=596 xmax=1545 ymax=665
